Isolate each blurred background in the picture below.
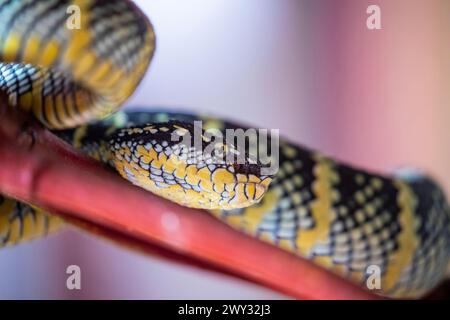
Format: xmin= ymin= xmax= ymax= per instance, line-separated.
xmin=0 ymin=0 xmax=449 ymax=299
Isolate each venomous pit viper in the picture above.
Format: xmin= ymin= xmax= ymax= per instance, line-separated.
xmin=0 ymin=0 xmax=449 ymax=298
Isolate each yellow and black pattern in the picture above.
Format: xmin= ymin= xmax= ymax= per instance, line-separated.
xmin=0 ymin=0 xmax=449 ymax=299
xmin=0 ymin=195 xmax=61 ymax=247
xmin=222 ymin=145 xmax=449 ymax=298
xmin=55 ymin=112 xmax=273 ymax=210
xmin=0 ymin=0 xmax=155 ymax=128
xmin=109 ymin=123 xmax=272 ymax=209
xmin=2 ymin=106 xmax=450 ymax=298
xmin=105 ymin=111 xmax=450 ymax=298
xmin=387 ymin=175 xmax=450 ymax=297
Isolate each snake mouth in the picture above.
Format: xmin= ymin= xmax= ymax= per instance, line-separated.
xmin=108 ymin=121 xmax=274 ymax=209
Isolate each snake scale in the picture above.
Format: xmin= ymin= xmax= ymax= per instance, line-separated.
xmin=0 ymin=0 xmax=449 ymax=299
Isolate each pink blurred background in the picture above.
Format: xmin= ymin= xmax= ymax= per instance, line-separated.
xmin=0 ymin=0 xmax=449 ymax=299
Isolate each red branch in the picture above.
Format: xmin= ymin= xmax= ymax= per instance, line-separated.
xmin=0 ymin=97 xmax=380 ymax=300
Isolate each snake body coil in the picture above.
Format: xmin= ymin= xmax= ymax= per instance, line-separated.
xmin=0 ymin=0 xmax=449 ymax=299
xmin=0 ymin=0 xmax=154 ymax=128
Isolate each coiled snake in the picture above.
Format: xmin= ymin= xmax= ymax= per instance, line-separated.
xmin=0 ymin=0 xmax=449 ymax=298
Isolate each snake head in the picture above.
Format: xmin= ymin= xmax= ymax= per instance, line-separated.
xmin=108 ymin=121 xmax=273 ymax=210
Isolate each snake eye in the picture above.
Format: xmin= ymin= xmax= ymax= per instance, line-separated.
xmin=108 ymin=121 xmax=273 ymax=210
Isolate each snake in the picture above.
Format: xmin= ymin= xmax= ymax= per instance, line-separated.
xmin=0 ymin=0 xmax=449 ymax=299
